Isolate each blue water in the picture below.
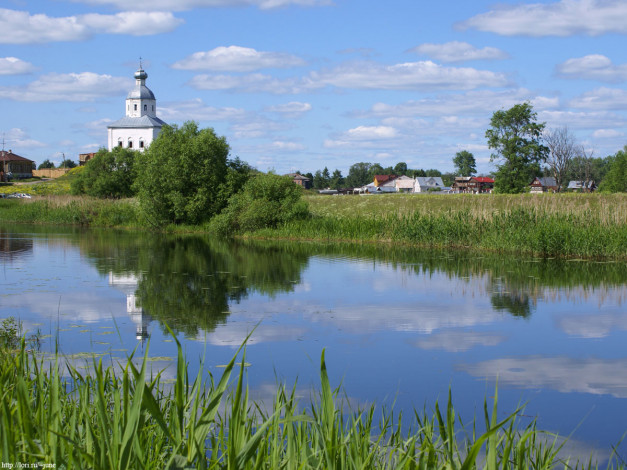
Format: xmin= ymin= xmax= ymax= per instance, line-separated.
xmin=1 ymin=225 xmax=626 ymax=463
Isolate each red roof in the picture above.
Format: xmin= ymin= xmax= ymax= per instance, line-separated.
xmin=473 ymin=177 xmax=494 ymax=183
xmin=373 ymin=174 xmax=397 ymax=183
xmin=0 ymin=150 xmax=33 ymax=163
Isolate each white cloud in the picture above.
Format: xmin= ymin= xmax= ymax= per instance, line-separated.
xmin=410 ymin=41 xmax=509 ymax=63
xmin=0 ymin=72 xmax=131 ymax=102
xmin=463 ymin=355 xmax=627 ymax=398
xmin=189 ymin=60 xmax=508 ymax=94
xmin=415 ymin=330 xmax=505 ymax=352
xmin=556 ymin=54 xmax=627 ymax=82
xmin=271 ymin=141 xmax=306 ymax=151
xmin=346 ymin=126 xmax=397 ymax=139
xmin=0 ymin=8 xmax=182 ymax=44
xmin=365 ymin=89 xmax=558 ymax=119
xmin=557 ymin=312 xmax=627 ymax=338
xmin=311 ymin=60 xmax=509 ymax=91
xmin=266 ymin=101 xmax=312 ymax=117
xmin=172 ymin=46 xmax=305 ymax=72
xmin=459 ymin=0 xmax=627 ymax=37
xmin=2 ymin=128 xmax=47 ymax=149
xmin=539 ymin=109 xmax=627 ymax=130
xmin=70 ymin=0 xmax=332 ymax=11
xmin=592 ymin=129 xmax=624 ymax=138
xmin=158 ymin=99 xmax=248 ymax=122
xmin=0 ymin=57 xmax=36 ymax=75
xmin=569 ymin=87 xmax=627 ymax=110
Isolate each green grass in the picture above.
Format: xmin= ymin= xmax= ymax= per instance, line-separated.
xmin=1 ymin=325 xmax=621 ymax=469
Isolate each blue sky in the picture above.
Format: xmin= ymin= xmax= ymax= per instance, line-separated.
xmin=1 ymin=0 xmax=627 ymax=175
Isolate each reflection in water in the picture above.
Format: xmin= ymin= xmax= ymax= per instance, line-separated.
xmin=0 ymin=227 xmax=33 ymax=261
xmin=108 ymin=273 xmax=152 ymax=341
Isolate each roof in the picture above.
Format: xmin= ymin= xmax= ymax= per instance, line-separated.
xmin=0 ymin=150 xmax=34 ymax=163
xmin=127 ymin=86 xmax=156 ymax=100
xmin=373 ymin=174 xmax=397 ymax=183
xmin=287 ymin=173 xmax=310 ymax=181
xmin=415 ymin=176 xmax=445 ymax=187
xmin=532 ymin=177 xmax=557 ymax=187
xmin=107 ymin=115 xmax=167 ymax=129
xmin=567 ymin=180 xmax=594 ymax=189
xmin=473 ymin=177 xmax=494 ymax=183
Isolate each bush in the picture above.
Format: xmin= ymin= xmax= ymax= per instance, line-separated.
xmin=134 ymin=122 xmax=230 ymax=226
xmin=212 ymin=173 xmax=310 ymax=235
xmin=71 ymin=147 xmax=137 ymax=198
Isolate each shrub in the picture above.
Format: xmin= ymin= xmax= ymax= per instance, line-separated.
xmin=71 ymin=147 xmax=137 ymax=198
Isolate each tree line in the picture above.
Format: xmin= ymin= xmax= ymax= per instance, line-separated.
xmin=300 ymin=103 xmax=625 ymax=193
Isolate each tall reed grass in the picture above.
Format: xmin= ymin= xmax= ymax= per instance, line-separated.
xmin=1 ymin=328 xmax=623 ymax=469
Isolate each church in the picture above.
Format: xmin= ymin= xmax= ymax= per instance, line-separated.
xmin=107 ymin=64 xmax=167 ymax=151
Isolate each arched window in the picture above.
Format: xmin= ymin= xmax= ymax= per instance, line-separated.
xmin=118 ymin=139 xmax=123 ymax=148
xmin=152 ymin=105 xmax=154 ymax=112
xmin=139 ymin=140 xmax=145 ymax=149
xmin=134 ymin=104 xmax=137 ymax=111
xmin=144 ymin=104 xmax=147 ymax=111
xmin=128 ymin=139 xmax=133 ymax=149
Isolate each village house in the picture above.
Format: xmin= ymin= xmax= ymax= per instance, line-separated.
xmin=0 ymin=150 xmax=34 ymax=182
xmin=79 ymin=153 xmax=96 ymax=166
xmin=567 ymin=180 xmax=595 ymax=192
xmin=452 ymin=176 xmax=472 ymax=193
xmin=415 ymin=176 xmax=446 ymax=193
xmin=468 ymin=176 xmax=495 ymax=193
xmin=530 ymin=176 xmax=558 ymax=193
xmin=286 ymin=173 xmax=312 ymax=189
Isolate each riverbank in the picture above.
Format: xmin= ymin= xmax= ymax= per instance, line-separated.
xmin=1 ymin=193 xmax=626 ymax=259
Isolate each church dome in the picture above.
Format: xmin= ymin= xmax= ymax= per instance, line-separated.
xmin=127 ymin=67 xmax=156 ymax=100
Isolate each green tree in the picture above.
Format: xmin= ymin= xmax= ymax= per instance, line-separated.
xmin=329 ymin=169 xmax=344 ymax=189
xmin=367 ymin=163 xmax=384 ymax=181
xmin=134 ymin=121 xmax=230 ymax=225
xmin=486 ymin=103 xmax=548 ymax=193
xmin=71 ymin=147 xmax=137 ymax=198
xmin=598 ymin=146 xmax=627 ymax=192
xmin=37 ymin=159 xmax=55 ymax=170
xmin=212 ymin=173 xmax=309 ymax=235
xmin=345 ymin=162 xmax=372 ymax=187
xmin=394 ymin=162 xmax=408 ymax=175
xmin=425 ymin=169 xmax=442 ymax=177
xmin=453 ymin=150 xmax=476 ymax=176
xmin=59 ymin=158 xmax=77 ymax=169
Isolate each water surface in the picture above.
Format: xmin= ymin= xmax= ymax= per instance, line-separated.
xmin=1 ymin=224 xmax=626 ymax=462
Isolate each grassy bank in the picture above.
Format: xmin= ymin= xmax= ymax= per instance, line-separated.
xmin=1 ymin=327 xmax=620 ymax=469
xmin=2 ymin=192 xmax=627 ymax=258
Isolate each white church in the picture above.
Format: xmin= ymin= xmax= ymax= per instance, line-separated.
xmin=107 ymin=65 xmax=167 ymax=151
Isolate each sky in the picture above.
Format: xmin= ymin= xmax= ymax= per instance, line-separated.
xmin=1 ymin=0 xmax=627 ymax=175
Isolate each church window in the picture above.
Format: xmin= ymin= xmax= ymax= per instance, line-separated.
xmin=128 ymin=139 xmax=133 ymax=149
xmin=152 ymin=105 xmax=154 ymax=112
xmin=118 ymin=139 xmax=123 ymax=148
xmin=144 ymin=104 xmax=147 ymax=111
xmin=139 ymin=140 xmax=144 ymax=149
xmin=134 ymin=104 xmax=137 ymax=111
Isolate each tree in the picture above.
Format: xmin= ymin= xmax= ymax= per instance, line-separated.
xmin=38 ymin=159 xmax=55 ymax=170
xmin=329 ymin=169 xmax=344 ymax=189
xmin=345 ymin=162 xmax=372 ymax=188
xmin=134 ymin=121 xmax=230 ymax=225
xmin=71 ymin=147 xmax=137 ymax=198
xmin=452 ymin=150 xmax=476 ymax=176
xmin=212 ymin=173 xmax=309 ymax=235
xmin=486 ymin=103 xmax=548 ymax=193
xmin=598 ymin=146 xmax=627 ymax=192
xmin=543 ymin=127 xmax=577 ymax=192
xmin=59 ymin=158 xmax=77 ymax=169
xmin=425 ymin=169 xmax=442 ymax=177
xmin=394 ymin=162 xmax=408 ymax=175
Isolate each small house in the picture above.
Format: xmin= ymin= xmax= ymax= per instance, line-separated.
xmin=415 ymin=176 xmax=445 ymax=193
xmin=530 ymin=177 xmax=558 ymax=193
xmin=287 ymin=173 xmax=312 ymax=189
xmin=452 ymin=176 xmax=473 ymax=193
xmin=0 ymin=150 xmax=34 ymax=182
xmin=567 ymin=180 xmax=595 ymax=192
xmin=468 ymin=176 xmax=494 ymax=193
xmin=394 ymin=175 xmax=416 ymax=193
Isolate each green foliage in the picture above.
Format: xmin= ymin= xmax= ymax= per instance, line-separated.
xmin=453 ymin=150 xmax=476 ymax=176
xmin=345 ymin=162 xmax=373 ymax=187
xmin=486 ymin=103 xmax=548 ymax=193
xmin=71 ymin=147 xmax=137 ymax=198
xmin=134 ymin=121 xmax=230 ymax=226
xmin=329 ymin=169 xmax=344 ymax=189
xmin=599 ymin=146 xmax=627 ymax=192
xmin=0 ymin=317 xmax=21 ymax=350
xmin=37 ymin=159 xmax=55 ymax=170
xmin=59 ymin=158 xmax=77 ymax=169
xmin=212 ymin=173 xmax=310 ymax=235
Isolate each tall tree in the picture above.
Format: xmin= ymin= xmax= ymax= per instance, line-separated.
xmin=452 ymin=150 xmax=476 ymax=176
xmin=135 ymin=121 xmax=230 ymax=225
xmin=394 ymin=162 xmax=408 ymax=175
xmin=486 ymin=103 xmax=548 ymax=193
xmin=599 ymin=146 xmax=627 ymax=192
xmin=543 ymin=126 xmax=577 ymax=192
xmin=37 ymin=159 xmax=55 ymax=170
xmin=329 ymin=169 xmax=344 ymax=189
xmin=345 ymin=162 xmax=371 ymax=187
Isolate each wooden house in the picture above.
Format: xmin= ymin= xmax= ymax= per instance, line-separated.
xmin=0 ymin=150 xmax=34 ymax=182
xmin=530 ymin=177 xmax=558 ymax=193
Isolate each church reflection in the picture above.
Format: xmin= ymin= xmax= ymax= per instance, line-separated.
xmin=108 ymin=272 xmax=152 ymax=341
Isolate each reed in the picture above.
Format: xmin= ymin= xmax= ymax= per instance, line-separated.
xmin=0 ymin=327 xmax=623 ymax=469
